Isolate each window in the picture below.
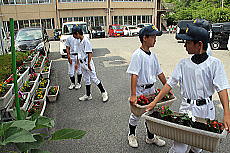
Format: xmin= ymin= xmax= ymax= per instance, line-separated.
xmin=113 ymin=16 xmax=118 ymax=24
xmin=128 ymin=16 xmax=132 ymax=25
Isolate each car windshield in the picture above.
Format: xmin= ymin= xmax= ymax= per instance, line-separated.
xmin=129 ymin=27 xmax=137 ymax=29
xmin=63 ymin=24 xmax=88 ymax=35
xmin=112 ymin=26 xmax=122 ymax=30
xmin=92 ymin=26 xmax=102 ymax=31
xmin=16 ymin=29 xmax=42 ymax=41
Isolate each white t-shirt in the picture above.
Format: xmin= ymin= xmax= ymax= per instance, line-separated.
xmin=167 ymin=56 xmax=230 ymax=100
xmin=65 ymin=36 xmax=79 ymax=54
xmin=227 ymin=35 xmax=230 ymax=51
xmin=77 ymin=37 xmax=92 ymax=60
xmin=127 ymin=48 xmax=163 ymax=86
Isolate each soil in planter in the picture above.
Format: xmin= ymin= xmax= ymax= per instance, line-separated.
xmin=28 ymin=101 xmax=43 ymax=116
xmin=149 ymin=111 xmax=223 ymax=134
xmin=0 ymin=85 xmax=11 ymax=97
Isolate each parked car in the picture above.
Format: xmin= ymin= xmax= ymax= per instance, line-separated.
xmin=210 ymin=22 xmax=230 ymax=50
xmin=108 ymin=24 xmax=124 ymax=37
xmin=91 ymin=26 xmax=105 ymax=38
xmin=0 ymin=27 xmax=10 ymax=55
xmin=54 ymin=28 xmax=62 ymax=41
xmin=123 ymin=25 xmax=139 ymax=36
xmin=60 ymin=21 xmax=90 ymax=57
xmin=175 ymin=20 xmax=193 ymax=41
xmin=15 ymin=27 xmax=50 ymax=54
xmin=137 ymin=23 xmax=152 ymax=33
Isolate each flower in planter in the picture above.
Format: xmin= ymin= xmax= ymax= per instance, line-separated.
xmin=34 ymin=88 xmax=45 ymax=100
xmin=5 ymin=76 xmax=14 ymax=84
xmin=38 ymin=78 xmax=48 ymax=88
xmin=0 ymin=82 xmax=10 ymax=97
xmin=24 ymin=56 xmax=33 ymax=62
xmin=11 ymin=91 xmax=27 ymax=108
xmin=42 ymin=66 xmax=49 ymax=73
xmin=20 ymin=81 xmax=33 ymax=92
xmin=29 ymin=73 xmax=38 ymax=81
xmin=207 ymin=119 xmax=224 ymax=133
xmin=158 ymin=106 xmax=173 ymax=118
xmin=34 ymin=60 xmax=42 ymax=68
xmin=137 ymin=95 xmax=150 ymax=106
xmin=17 ymin=65 xmax=28 ymax=74
xmin=48 ymin=86 xmax=58 ymax=95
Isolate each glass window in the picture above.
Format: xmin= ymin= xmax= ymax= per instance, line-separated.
xmin=3 ymin=0 xmax=9 ymax=4
xmin=30 ymin=20 xmax=36 ymax=27
xmin=133 ymin=16 xmax=137 ymax=25
xmin=63 ymin=18 xmax=67 ymax=23
xmin=52 ymin=18 xmax=55 ymax=29
xmin=21 ymin=0 xmax=26 ymax=4
xmin=137 ymin=16 xmax=141 ymax=24
xmin=24 ymin=20 xmax=29 ymax=27
xmin=142 ymin=16 xmax=146 ymax=23
xmin=33 ymin=0 xmax=38 ymax=3
xmin=14 ymin=21 xmax=18 ymax=30
xmin=9 ymin=0 xmax=14 ymax=4
xmin=128 ymin=16 xmax=132 ymax=25
xmin=113 ymin=16 xmax=118 ymax=24
xmin=35 ymin=19 xmax=40 ymax=27
xmin=99 ymin=16 xmax=103 ymax=26
xmin=118 ymin=16 xmax=122 ymax=25
xmin=18 ymin=20 xmax=24 ymax=29
xmin=124 ymin=16 xmax=128 ymax=25
xmin=46 ymin=19 xmax=52 ymax=29
xmin=27 ymin=0 xmax=33 ymax=3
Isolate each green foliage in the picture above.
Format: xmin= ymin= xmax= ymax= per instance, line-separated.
xmin=0 ymin=51 xmax=28 ymax=82
xmin=164 ymin=0 xmax=230 ymax=23
xmin=0 ymin=111 xmax=86 ymax=152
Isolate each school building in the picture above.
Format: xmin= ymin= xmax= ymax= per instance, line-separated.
xmin=0 ymin=0 xmax=166 ymax=36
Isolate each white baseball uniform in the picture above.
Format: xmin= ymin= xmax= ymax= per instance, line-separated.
xmin=77 ymin=36 xmax=100 ymax=86
xmin=167 ymin=56 xmax=230 ymax=153
xmin=127 ymin=48 xmax=163 ymax=126
xmin=65 ymin=36 xmax=82 ymax=77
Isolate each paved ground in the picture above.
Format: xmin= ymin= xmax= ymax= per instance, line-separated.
xmin=42 ymin=34 xmax=230 ymax=153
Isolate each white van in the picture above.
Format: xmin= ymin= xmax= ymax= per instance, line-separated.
xmin=60 ymin=21 xmax=90 ymax=57
xmin=0 ymin=27 xmax=10 ymax=55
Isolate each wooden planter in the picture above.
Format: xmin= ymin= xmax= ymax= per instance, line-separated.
xmin=130 ymin=96 xmax=177 ymax=117
xmin=142 ymin=112 xmax=227 ymax=152
xmin=0 ymin=85 xmax=14 ymax=109
xmin=47 ymin=86 xmax=59 ymax=102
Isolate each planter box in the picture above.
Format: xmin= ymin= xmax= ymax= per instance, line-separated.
xmin=38 ymin=79 xmax=50 ymax=90
xmin=21 ymin=82 xmax=37 ymax=100
xmin=41 ymin=61 xmax=52 ymax=79
xmin=32 ymin=88 xmax=47 ymax=103
xmin=47 ymin=86 xmax=59 ymax=102
xmin=142 ymin=112 xmax=227 ymax=152
xmin=7 ymin=93 xmax=31 ymax=118
xmin=0 ymin=85 xmax=14 ymax=109
xmin=23 ymin=52 xmax=38 ymax=67
xmin=33 ymin=57 xmax=45 ymax=73
xmin=130 ymin=96 xmax=177 ymax=117
xmin=20 ymin=67 xmax=30 ymax=83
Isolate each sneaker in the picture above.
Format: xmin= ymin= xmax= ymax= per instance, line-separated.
xmin=75 ymin=83 xmax=81 ymax=89
xmin=68 ymin=83 xmax=75 ymax=90
xmin=79 ymin=94 xmax=92 ymax=101
xmin=101 ymin=91 xmax=108 ymax=102
xmin=128 ymin=134 xmax=138 ymax=148
xmin=145 ymin=136 xmax=165 ymax=146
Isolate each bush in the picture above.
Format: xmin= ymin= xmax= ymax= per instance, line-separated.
xmin=0 ymin=52 xmax=28 ymax=82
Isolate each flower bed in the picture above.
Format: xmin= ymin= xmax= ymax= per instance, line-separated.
xmin=142 ymin=106 xmax=227 ymax=152
xmin=130 ymin=90 xmax=176 ymax=117
xmin=47 ymin=86 xmax=59 ymax=102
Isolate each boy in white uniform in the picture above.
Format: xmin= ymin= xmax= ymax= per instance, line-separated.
xmin=146 ymin=24 xmax=230 ymax=153
xmin=72 ymin=26 xmax=109 ymax=102
xmin=127 ymin=25 xmax=168 ymax=148
xmin=65 ymin=27 xmax=82 ymax=90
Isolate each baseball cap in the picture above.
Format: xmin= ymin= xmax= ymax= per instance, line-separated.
xmin=72 ymin=25 xmax=82 ymax=34
xmin=193 ymin=19 xmax=211 ymax=31
xmin=176 ymin=24 xmax=209 ymax=42
xmin=139 ymin=25 xmax=162 ymax=37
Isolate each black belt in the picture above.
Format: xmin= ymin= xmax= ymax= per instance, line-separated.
xmin=140 ymin=84 xmax=154 ymax=89
xmin=70 ymin=53 xmax=78 ymax=55
xmin=79 ymin=58 xmax=87 ymax=63
xmin=187 ymin=96 xmax=212 ymax=106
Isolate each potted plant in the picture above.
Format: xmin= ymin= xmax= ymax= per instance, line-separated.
xmin=29 ymin=73 xmax=38 ymax=82
xmin=0 ymin=82 xmax=13 ymax=109
xmin=47 ymin=86 xmax=59 ymax=102
xmin=41 ymin=64 xmax=51 ymax=79
xmin=20 ymin=81 xmax=35 ymax=96
xmin=142 ymin=106 xmax=227 ymax=152
xmin=38 ymin=78 xmax=50 ymax=89
xmin=33 ymin=88 xmax=46 ymax=102
xmin=130 ymin=90 xmax=176 ymax=117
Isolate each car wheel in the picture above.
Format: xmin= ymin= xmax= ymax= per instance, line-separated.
xmin=210 ymin=41 xmax=220 ymax=50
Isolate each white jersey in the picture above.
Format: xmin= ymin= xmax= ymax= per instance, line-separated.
xmin=65 ymin=36 xmax=79 ymax=54
xmin=77 ymin=36 xmax=92 ymax=60
xmin=207 ymin=43 xmax=212 ymax=56
xmin=127 ymin=48 xmax=163 ymax=86
xmin=227 ymin=34 xmax=230 ymax=51
xmin=167 ymin=56 xmax=230 ymax=100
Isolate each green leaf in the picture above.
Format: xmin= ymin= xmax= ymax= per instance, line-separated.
xmin=16 ymin=135 xmax=44 ymax=152
xmin=31 ymin=149 xmax=51 ymax=153
xmin=11 ymin=120 xmax=36 ymax=131
xmin=34 ymin=116 xmax=55 ymax=130
xmin=0 ymin=122 xmax=13 ymax=137
xmin=3 ymin=128 xmax=36 ymax=145
xmin=50 ymin=128 xmax=86 ymax=141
